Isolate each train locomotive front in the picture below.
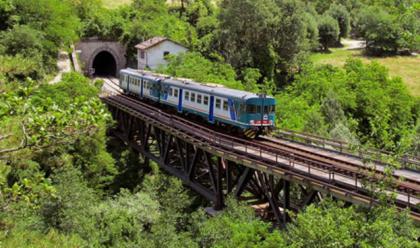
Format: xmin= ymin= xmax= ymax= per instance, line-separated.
xmin=240 ymin=95 xmax=276 ymax=138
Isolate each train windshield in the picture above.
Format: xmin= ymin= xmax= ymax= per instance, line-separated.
xmin=246 ymin=105 xmax=275 ymax=114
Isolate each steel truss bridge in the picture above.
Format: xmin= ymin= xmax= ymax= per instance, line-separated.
xmin=100 ymin=79 xmax=420 ymax=225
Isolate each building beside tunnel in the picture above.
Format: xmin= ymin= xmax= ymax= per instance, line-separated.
xmin=135 ymin=37 xmax=188 ymax=70
xmin=75 ymin=38 xmax=126 ymax=77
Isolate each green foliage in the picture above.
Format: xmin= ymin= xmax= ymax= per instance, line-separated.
xmin=0 ymin=0 xmax=80 ymax=78
xmin=318 ymin=15 xmax=340 ymax=51
xmin=357 ymin=5 xmax=420 ymax=54
xmin=1 ymin=228 xmax=85 ymax=248
xmin=326 ymin=3 xmax=351 ymax=39
xmin=89 ymin=189 xmax=161 ymax=246
xmin=0 ymin=54 xmax=45 ymax=81
xmin=160 ymin=52 xmax=244 ymax=89
xmin=219 ymin=0 xmax=310 ymax=83
xmin=286 ymin=200 xmax=419 ymax=248
xmin=195 ymin=197 xmax=286 ymax=248
xmin=277 ymin=60 xmax=417 ymax=151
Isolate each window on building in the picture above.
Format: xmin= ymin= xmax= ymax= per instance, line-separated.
xmin=223 ymin=100 xmax=228 ymax=111
xmin=140 ymin=50 xmax=145 ymax=59
xmin=191 ymin=93 xmax=196 ymax=102
xmin=163 ymin=51 xmax=170 ymax=57
xmin=174 ymin=89 xmax=179 ymax=97
xmin=215 ymin=98 xmax=221 ymax=109
xmin=185 ymin=91 xmax=189 ymax=100
xmin=197 ymin=94 xmax=202 ymax=104
xmin=204 ymin=96 xmax=209 ymax=105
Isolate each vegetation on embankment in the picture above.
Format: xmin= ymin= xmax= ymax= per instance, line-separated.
xmin=1 ymin=0 xmax=419 ymax=247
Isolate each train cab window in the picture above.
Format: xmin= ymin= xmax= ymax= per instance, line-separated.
xmin=197 ymin=94 xmax=202 ymax=104
xmin=223 ymin=100 xmax=228 ymax=111
xmin=174 ymin=89 xmax=178 ymax=97
xmin=264 ymin=105 xmax=275 ymax=113
xmin=215 ymin=98 xmax=221 ymax=109
xmin=204 ymin=96 xmax=209 ymax=105
xmin=191 ymin=93 xmax=196 ymax=102
xmin=185 ymin=91 xmax=190 ymax=101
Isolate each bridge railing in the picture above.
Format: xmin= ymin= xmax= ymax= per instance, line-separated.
xmin=274 ymin=128 xmax=420 ymax=170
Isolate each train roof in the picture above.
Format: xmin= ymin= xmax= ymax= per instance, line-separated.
xmin=120 ymin=68 xmax=274 ymax=101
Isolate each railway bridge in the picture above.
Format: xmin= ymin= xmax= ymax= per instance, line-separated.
xmin=100 ymin=78 xmax=420 ymax=225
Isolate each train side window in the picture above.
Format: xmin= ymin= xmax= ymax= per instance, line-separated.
xmin=223 ymin=100 xmax=228 ymax=111
xmin=169 ymin=88 xmax=173 ymax=96
xmin=185 ymin=91 xmax=189 ymax=101
xmin=191 ymin=93 xmax=196 ymax=102
xmin=215 ymin=98 xmax=221 ymax=109
xmin=204 ymin=96 xmax=209 ymax=105
xmin=174 ymin=89 xmax=178 ymax=97
xmin=197 ymin=94 xmax=202 ymax=104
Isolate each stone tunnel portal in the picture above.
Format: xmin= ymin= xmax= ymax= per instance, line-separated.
xmin=92 ymin=51 xmax=117 ymax=76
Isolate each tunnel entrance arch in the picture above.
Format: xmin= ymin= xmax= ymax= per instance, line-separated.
xmin=92 ymin=51 xmax=117 ymax=76
xmin=76 ymin=39 xmax=126 ymax=77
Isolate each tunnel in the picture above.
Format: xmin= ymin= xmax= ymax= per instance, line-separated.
xmin=92 ymin=51 xmax=117 ymax=76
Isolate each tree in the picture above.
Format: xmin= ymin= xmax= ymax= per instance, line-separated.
xmin=357 ymin=4 xmax=420 ymax=55
xmin=326 ymin=3 xmax=351 ymax=41
xmin=318 ymin=15 xmax=339 ymax=51
xmin=160 ymin=52 xmax=243 ymax=89
xmin=219 ymin=0 xmax=310 ymax=84
xmin=219 ymin=0 xmax=279 ymax=79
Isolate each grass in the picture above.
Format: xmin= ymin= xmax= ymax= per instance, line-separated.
xmin=101 ymin=0 xmax=132 ymax=9
xmin=310 ymin=41 xmax=420 ymax=97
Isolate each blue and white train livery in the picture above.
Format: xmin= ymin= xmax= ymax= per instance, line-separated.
xmin=119 ymin=68 xmax=276 ymax=138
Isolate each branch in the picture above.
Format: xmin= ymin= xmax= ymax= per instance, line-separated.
xmin=0 ymin=134 xmax=12 ymax=141
xmin=0 ymin=123 xmax=28 ymax=155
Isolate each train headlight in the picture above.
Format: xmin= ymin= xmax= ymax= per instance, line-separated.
xmin=250 ymin=120 xmax=254 ymax=124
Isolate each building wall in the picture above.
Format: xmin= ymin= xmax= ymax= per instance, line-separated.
xmin=138 ymin=41 xmax=188 ymax=70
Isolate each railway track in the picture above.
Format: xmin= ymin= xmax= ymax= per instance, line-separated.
xmin=100 ymin=78 xmax=420 ymax=220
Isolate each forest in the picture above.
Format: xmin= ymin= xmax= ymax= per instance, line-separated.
xmin=0 ymin=0 xmax=419 ymax=247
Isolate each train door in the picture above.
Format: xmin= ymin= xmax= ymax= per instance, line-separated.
xmin=140 ymin=79 xmax=144 ymax=98
xmin=178 ymin=89 xmax=183 ymax=112
xmin=228 ymin=99 xmax=236 ymax=121
xmin=209 ymin=95 xmax=215 ymax=123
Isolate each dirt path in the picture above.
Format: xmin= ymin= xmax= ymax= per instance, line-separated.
xmin=341 ymin=38 xmax=366 ymax=50
xmin=49 ymin=51 xmax=71 ymax=84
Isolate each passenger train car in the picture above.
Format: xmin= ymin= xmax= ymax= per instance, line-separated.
xmin=119 ymin=68 xmax=276 ymax=138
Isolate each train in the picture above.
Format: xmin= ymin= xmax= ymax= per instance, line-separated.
xmin=119 ymin=68 xmax=276 ymax=138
